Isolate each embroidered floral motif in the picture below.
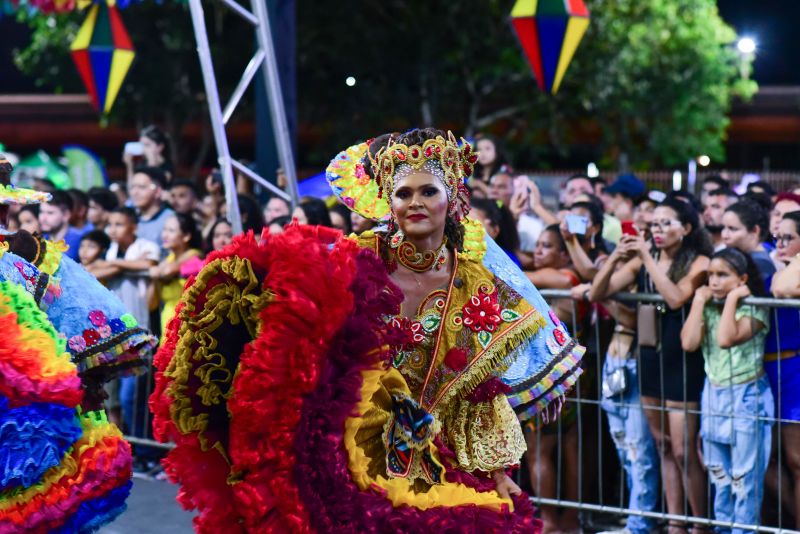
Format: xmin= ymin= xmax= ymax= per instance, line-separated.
xmin=121 ymin=313 xmax=137 ymax=328
xmin=68 ymin=335 xmax=87 ymax=352
xmin=461 ymin=290 xmax=501 ymax=333
xmin=548 ymin=309 xmax=560 ymax=327
xmin=14 ymin=261 xmax=36 ymax=280
xmin=89 ymin=310 xmax=107 ymax=327
xmin=444 ymin=347 xmax=468 ymax=371
xmin=108 ymin=318 xmax=125 ymax=334
xmin=97 ymin=324 xmax=112 ymax=339
xmin=546 ymin=336 xmax=560 ymax=355
xmin=391 ymin=316 xmax=425 ymax=351
xmin=553 ymin=328 xmax=567 ymax=346
xmin=83 ymin=329 xmax=101 ymax=345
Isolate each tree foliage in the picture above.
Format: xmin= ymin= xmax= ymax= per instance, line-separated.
xmin=13 ymin=0 xmax=755 ymax=170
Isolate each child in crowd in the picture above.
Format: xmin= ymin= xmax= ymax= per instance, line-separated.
xmin=78 ymin=230 xmax=111 ymax=279
xmin=681 ymin=247 xmax=773 ymax=533
xmin=205 ymin=218 xmax=234 ymax=253
xmin=149 ymin=213 xmax=202 ymax=338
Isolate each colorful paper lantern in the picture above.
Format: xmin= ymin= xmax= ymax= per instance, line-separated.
xmin=511 ymin=0 xmax=590 ymax=94
xmin=70 ymin=2 xmax=135 ymax=113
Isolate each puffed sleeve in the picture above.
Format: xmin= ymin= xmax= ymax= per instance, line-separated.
xmin=440 ymin=392 xmax=526 ymax=473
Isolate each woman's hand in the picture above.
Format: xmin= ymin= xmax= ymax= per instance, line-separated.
xmin=508 ymin=188 xmax=529 ymax=220
xmin=571 ymin=282 xmax=591 ymax=301
xmin=694 ymin=285 xmax=713 ymax=304
xmin=623 ymin=234 xmax=650 ymax=258
xmin=728 ymin=284 xmax=751 ymax=302
xmin=560 ymin=219 xmax=575 ymax=241
xmin=492 ymin=470 xmax=522 ymax=500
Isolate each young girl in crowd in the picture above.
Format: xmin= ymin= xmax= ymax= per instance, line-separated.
xmin=149 ymin=213 xmax=202 ymax=337
xmin=590 ymin=197 xmax=712 ymax=533
xmin=681 ymin=247 xmax=773 ymax=532
xmin=78 ymin=230 xmax=111 ymax=279
xmin=525 ymin=224 xmax=585 ymax=534
xmin=722 ymin=199 xmax=776 ymax=282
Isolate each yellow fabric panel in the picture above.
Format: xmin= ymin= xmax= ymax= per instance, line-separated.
xmin=510 ymin=0 xmax=538 ymax=18
xmin=104 ymin=49 xmax=135 ymax=114
xmin=70 ymin=4 xmax=98 ymax=51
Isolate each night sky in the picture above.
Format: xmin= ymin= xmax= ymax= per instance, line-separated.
xmin=717 ymin=0 xmax=800 ymax=85
xmin=0 ymin=2 xmax=797 ymax=91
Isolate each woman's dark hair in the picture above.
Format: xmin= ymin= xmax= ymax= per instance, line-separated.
xmin=472 ymin=133 xmax=510 ymax=183
xmin=298 ymin=197 xmax=333 ymax=227
xmin=747 ymin=181 xmax=776 ymax=197
xmin=711 ymin=247 xmax=766 ymax=297
xmin=172 ymin=213 xmax=203 ymax=251
xmin=329 ymin=203 xmax=353 ymax=234
xmin=657 ymin=197 xmax=713 ymax=282
xmin=269 ymin=215 xmax=292 ymax=229
xmin=238 ymin=193 xmax=264 ymax=234
xmin=18 ymin=204 xmax=40 ymax=219
xmin=783 ymin=210 xmax=800 ymax=235
xmin=205 ymin=218 xmax=233 ymax=254
xmin=724 ymin=199 xmax=770 ymax=241
xmin=362 ymin=132 xmax=401 ymax=182
xmin=470 ymin=198 xmax=520 ymax=252
xmin=81 ymin=229 xmax=111 ymax=255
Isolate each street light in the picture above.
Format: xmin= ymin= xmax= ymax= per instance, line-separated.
xmin=345 ymin=76 xmax=357 ymax=87
xmin=698 ymin=155 xmax=710 ymax=167
xmin=737 ymin=37 xmax=756 ymax=54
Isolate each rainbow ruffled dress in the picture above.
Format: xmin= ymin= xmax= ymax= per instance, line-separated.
xmin=0 ymin=281 xmax=132 ymax=533
xmin=151 ymin=223 xmax=584 ymax=533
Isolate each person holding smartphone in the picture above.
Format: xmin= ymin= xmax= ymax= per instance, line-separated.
xmin=123 ymin=125 xmax=174 ymax=184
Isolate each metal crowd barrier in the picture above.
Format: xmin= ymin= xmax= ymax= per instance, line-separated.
xmin=117 ymin=290 xmax=800 ymax=533
xmin=530 ymin=289 xmax=800 ymax=533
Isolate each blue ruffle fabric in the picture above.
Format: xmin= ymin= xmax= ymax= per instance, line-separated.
xmin=0 ymin=395 xmax=82 ymax=489
xmin=52 ymin=480 xmax=132 ymax=534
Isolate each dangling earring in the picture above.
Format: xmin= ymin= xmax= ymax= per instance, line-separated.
xmin=390 ymin=229 xmax=405 ymax=249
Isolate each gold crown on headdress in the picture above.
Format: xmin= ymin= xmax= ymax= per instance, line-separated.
xmin=370 ymin=131 xmax=478 ymax=216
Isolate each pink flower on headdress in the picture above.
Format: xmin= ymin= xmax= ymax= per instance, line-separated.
xmin=88 ymin=310 xmax=107 ymax=327
xmin=461 ymin=290 xmax=501 ymax=333
xmin=97 ymin=324 xmax=112 ymax=339
xmin=68 ymin=335 xmax=86 ymax=353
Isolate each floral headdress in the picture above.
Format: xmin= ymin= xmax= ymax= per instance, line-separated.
xmin=0 ymin=154 xmax=52 ymax=206
xmin=370 ymin=131 xmax=477 ymax=221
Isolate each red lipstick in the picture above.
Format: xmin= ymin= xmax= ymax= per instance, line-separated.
xmin=407 ymin=214 xmax=428 ymax=221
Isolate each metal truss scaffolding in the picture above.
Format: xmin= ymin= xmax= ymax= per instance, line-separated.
xmin=188 ymin=0 xmax=299 ymax=233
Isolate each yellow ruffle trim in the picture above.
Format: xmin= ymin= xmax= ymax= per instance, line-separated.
xmin=458 ymin=217 xmax=487 ymax=262
xmin=165 ymin=256 xmax=271 ymax=457
xmin=344 ymin=366 xmax=513 ymax=513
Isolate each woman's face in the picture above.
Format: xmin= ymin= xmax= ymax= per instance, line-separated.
xmin=633 ymin=200 xmax=656 ymax=235
xmin=471 ymin=207 xmax=499 ymax=239
xmin=212 ymin=222 xmax=234 ymax=251
xmin=140 ymin=134 xmax=164 ymax=165
xmin=161 ymin=216 xmax=188 ymax=251
xmin=534 ymin=230 xmax=566 ymax=269
xmin=18 ymin=209 xmax=40 ymax=234
xmin=721 ymin=211 xmax=758 ymax=252
xmin=78 ymin=239 xmax=102 ymax=265
xmin=707 ymin=257 xmax=747 ymax=300
xmin=776 ymin=218 xmax=800 ymax=261
xmin=476 ymin=139 xmax=496 ymax=167
xmin=391 ymin=171 xmax=449 ymax=241
xmin=650 ymin=206 xmax=687 ymax=250
xmin=292 ymin=206 xmax=308 ymax=225
xmin=329 ymin=210 xmax=347 ymax=232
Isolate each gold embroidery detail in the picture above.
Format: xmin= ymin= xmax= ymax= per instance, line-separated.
xmin=440 ymin=394 xmax=526 ymax=473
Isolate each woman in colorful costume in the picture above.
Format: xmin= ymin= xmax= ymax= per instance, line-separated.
xmin=0 ymin=157 xmax=152 ymax=532
xmin=150 ymin=129 xmax=584 ymax=533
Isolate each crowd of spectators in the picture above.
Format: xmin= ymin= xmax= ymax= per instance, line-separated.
xmin=8 ymin=127 xmax=800 ymax=530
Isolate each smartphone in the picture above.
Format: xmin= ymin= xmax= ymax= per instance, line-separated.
xmin=124 ymin=141 xmax=144 ymax=156
xmin=565 ymin=214 xmax=589 ymax=235
xmin=513 ymin=175 xmax=530 ymax=193
xmin=211 ymin=170 xmax=223 ymax=185
xmin=621 ymin=220 xmax=638 ymax=236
